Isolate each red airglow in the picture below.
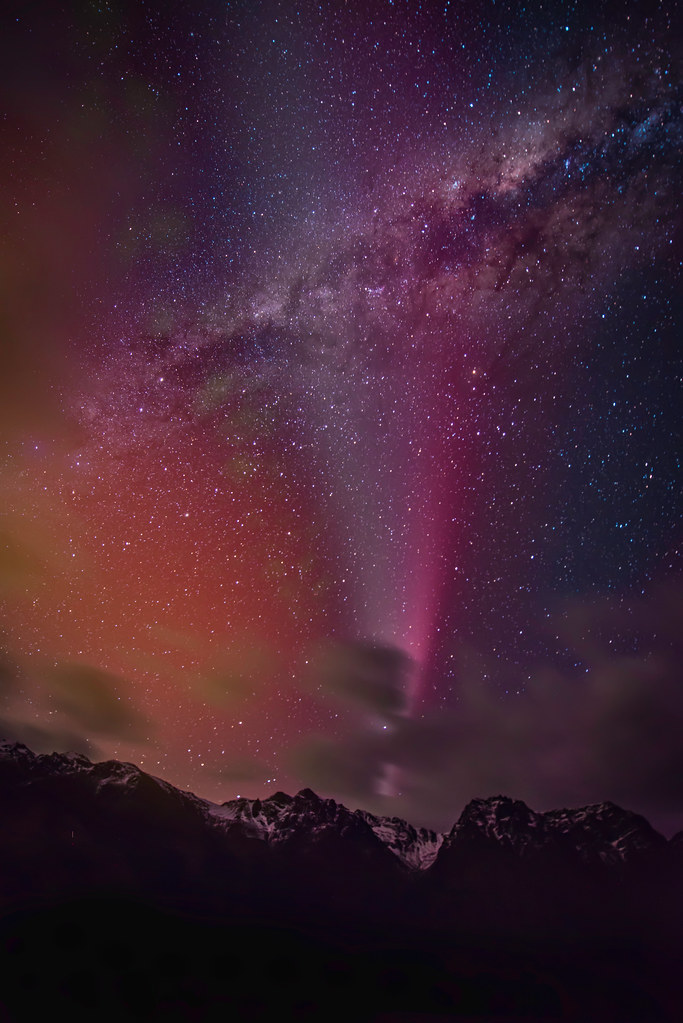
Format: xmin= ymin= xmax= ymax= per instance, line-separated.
xmin=2 ymin=420 xmax=335 ymax=772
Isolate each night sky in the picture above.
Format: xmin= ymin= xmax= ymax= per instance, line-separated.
xmin=1 ymin=0 xmax=681 ymax=832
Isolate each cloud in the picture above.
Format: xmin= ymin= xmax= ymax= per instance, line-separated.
xmin=125 ymin=625 xmax=282 ymax=707
xmin=0 ymin=715 xmax=100 ymax=759
xmin=305 ymin=640 xmax=410 ymax=716
xmin=290 ymin=581 xmax=683 ymax=834
xmin=44 ymin=662 xmax=151 ymax=742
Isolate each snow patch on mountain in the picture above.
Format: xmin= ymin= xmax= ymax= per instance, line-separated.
xmin=357 ymin=811 xmax=444 ymax=870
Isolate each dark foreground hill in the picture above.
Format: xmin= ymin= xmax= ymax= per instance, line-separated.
xmin=0 ymin=741 xmax=681 ymax=1021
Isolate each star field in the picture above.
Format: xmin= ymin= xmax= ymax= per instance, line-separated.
xmin=0 ymin=0 xmax=681 ymax=830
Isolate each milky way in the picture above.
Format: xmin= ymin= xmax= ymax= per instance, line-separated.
xmin=1 ymin=0 xmax=681 ymax=828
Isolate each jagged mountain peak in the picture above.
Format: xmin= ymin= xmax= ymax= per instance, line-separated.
xmin=445 ymin=795 xmax=545 ymax=859
xmin=0 ymin=740 xmax=33 ymax=762
xmin=457 ymin=795 xmax=542 ymax=828
xmin=294 ymin=787 xmax=322 ymax=802
xmin=266 ymin=790 xmax=293 ymax=807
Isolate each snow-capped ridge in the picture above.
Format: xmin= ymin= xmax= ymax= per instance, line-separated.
xmin=0 ymin=741 xmax=672 ymax=868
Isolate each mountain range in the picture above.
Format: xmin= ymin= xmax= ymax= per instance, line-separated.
xmin=1 ymin=740 xmax=681 ymax=1021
